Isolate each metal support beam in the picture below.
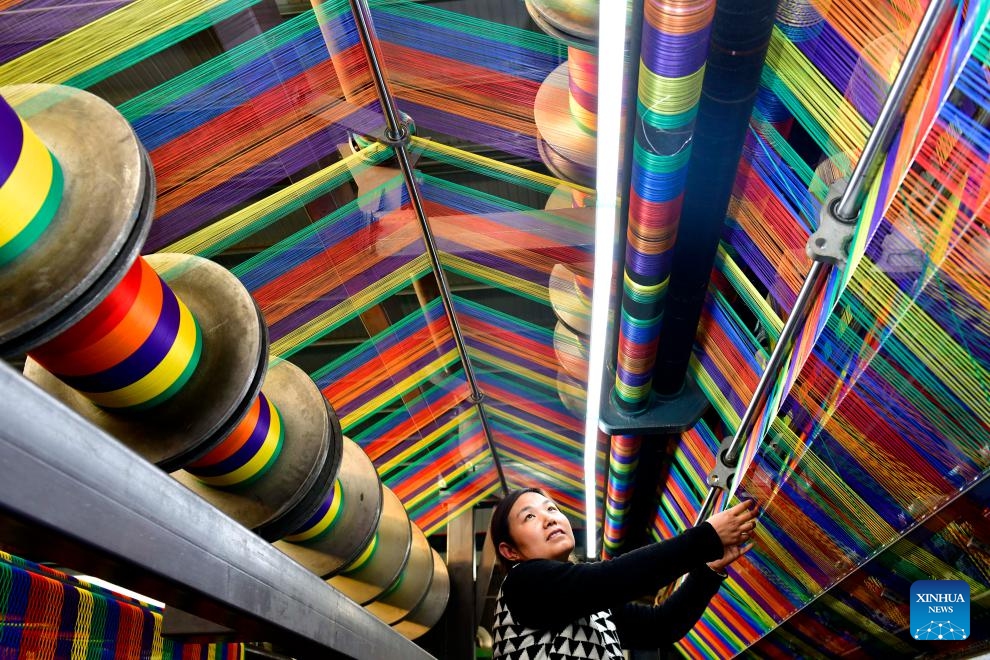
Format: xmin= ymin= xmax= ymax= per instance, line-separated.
xmin=474 ymin=509 xmax=497 ymax=631
xmin=0 ymin=362 xmax=432 ymax=660
xmin=695 ymin=0 xmax=954 ymax=523
xmin=696 ymin=260 xmax=828 ymax=521
xmin=346 ymin=0 xmax=507 ymax=495
xmin=446 ymin=509 xmax=476 ymax=659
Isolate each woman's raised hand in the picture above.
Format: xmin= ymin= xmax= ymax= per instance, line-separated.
xmin=707 ymin=540 xmax=753 ymax=573
xmin=705 ymin=499 xmax=757 ymax=547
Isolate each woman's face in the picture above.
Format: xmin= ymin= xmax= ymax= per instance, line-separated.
xmin=498 ymin=491 xmax=575 ymax=562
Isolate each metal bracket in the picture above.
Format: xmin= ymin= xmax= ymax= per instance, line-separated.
xmin=381 ymin=116 xmax=413 ymax=148
xmin=807 ymin=177 xmax=856 ymax=267
xmin=708 ymin=435 xmax=738 ymax=490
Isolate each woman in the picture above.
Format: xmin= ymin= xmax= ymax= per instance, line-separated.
xmin=489 ymin=487 xmax=757 ymax=659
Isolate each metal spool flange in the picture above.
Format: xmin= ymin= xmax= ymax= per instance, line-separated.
xmin=366 ymin=524 xmax=434 ymax=625
xmin=172 ymin=359 xmax=344 ymax=542
xmin=274 ymin=435 xmax=384 ymax=578
xmin=327 ymin=485 xmax=412 ymax=605
xmin=0 ymin=84 xmax=153 ymax=356
xmin=393 ymin=549 xmax=450 ymax=641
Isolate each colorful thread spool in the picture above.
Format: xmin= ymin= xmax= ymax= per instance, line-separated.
xmin=173 ymin=359 xmax=344 ymax=540
xmin=275 ymin=435 xmax=383 ymax=578
xmin=366 ymin=525 xmax=435 ymax=625
xmin=185 ymin=391 xmax=284 ymax=489
xmin=603 ymin=435 xmax=642 ymax=556
xmin=392 ymin=549 xmax=450 ymax=641
xmin=1 ymin=86 xmax=269 ymax=472
xmin=554 ymin=319 xmax=589 ymax=381
xmin=283 ymin=478 xmax=346 ymax=544
xmin=557 ymin=368 xmax=587 ymax=419
xmin=527 ymin=0 xmax=599 ymax=186
xmin=534 ymin=60 xmax=597 ymax=187
xmin=24 ymin=253 xmax=268 ymax=470
xmin=775 ymin=0 xmax=827 ymax=43
xmin=0 ymin=84 xmax=152 ymax=357
xmin=548 ymin=262 xmax=593 ymax=336
xmin=327 ymin=485 xmax=412 ymax=605
xmin=567 ymin=47 xmax=598 ymax=136
xmin=0 ymin=94 xmax=63 ymax=266
xmin=524 ymin=0 xmax=599 ymax=50
xmin=30 ymin=256 xmax=203 ymax=411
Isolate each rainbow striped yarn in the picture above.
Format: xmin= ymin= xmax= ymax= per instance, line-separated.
xmin=0 ymin=551 xmax=243 ymax=659
xmin=185 ymin=391 xmax=285 ymax=488
xmin=0 ymin=94 xmax=63 ymax=266
xmin=283 ymin=479 xmax=345 ymax=543
xmin=31 ymin=257 xmax=203 ymax=410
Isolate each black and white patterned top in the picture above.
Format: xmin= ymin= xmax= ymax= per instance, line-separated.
xmin=492 ymin=523 xmax=727 ymax=660
xmin=493 ymin=591 xmax=623 ymax=659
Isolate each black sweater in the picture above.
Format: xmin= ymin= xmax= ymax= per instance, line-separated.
xmin=498 ymin=522 xmax=726 ymax=650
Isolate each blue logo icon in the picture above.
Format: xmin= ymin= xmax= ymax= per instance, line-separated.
xmin=910 ymin=580 xmax=969 ymax=640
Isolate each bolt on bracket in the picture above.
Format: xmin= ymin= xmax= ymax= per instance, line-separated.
xmin=708 ymin=435 xmax=738 ymax=490
xmin=807 ymin=178 xmax=856 ymax=267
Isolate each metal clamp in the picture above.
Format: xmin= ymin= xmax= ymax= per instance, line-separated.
xmin=708 ymin=435 xmax=738 ymax=490
xmin=807 ymin=177 xmax=856 ymax=266
xmin=382 ymin=120 xmax=411 ymax=148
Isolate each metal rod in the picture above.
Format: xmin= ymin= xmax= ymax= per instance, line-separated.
xmin=694 ymin=0 xmax=953 ymax=524
xmin=723 ymin=260 xmax=828 ymax=466
xmin=695 ymin=260 xmax=829 ymax=523
xmin=347 ymin=0 xmax=508 ymax=494
xmin=834 ymin=0 xmax=952 ymax=221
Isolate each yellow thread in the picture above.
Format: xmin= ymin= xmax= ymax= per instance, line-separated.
xmin=270 ymin=254 xmax=432 ymax=358
xmin=164 ymin=149 xmax=385 ymax=255
xmin=283 ymin=479 xmax=344 ymax=542
xmin=79 ymin=296 xmax=198 ymax=408
xmin=343 ymin=532 xmax=378 ymax=574
xmin=0 ymin=0 xmax=237 ymax=85
xmin=0 ymin=119 xmax=53 ymax=244
xmin=194 ymin=397 xmax=282 ymax=487
xmin=376 ymin=408 xmax=472 ymax=474
xmin=70 ymin=588 xmax=92 ymax=660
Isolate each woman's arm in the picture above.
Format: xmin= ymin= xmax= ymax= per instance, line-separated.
xmin=611 ymin=566 xmax=725 ymax=648
xmin=502 ymin=523 xmax=723 ymax=629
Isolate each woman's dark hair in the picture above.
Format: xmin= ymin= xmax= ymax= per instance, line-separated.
xmin=490 ymin=487 xmax=547 ymax=570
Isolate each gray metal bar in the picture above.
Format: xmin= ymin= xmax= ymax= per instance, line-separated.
xmin=0 ymin=362 xmax=433 ymax=660
xmin=474 ymin=511 xmax=497 ymax=630
xmin=446 ymin=509 xmax=476 ymax=659
xmin=721 ymin=260 xmax=828 ymax=469
xmin=347 ymin=0 xmax=508 ymax=495
xmin=695 ymin=0 xmax=952 ymax=524
xmin=695 ymin=261 xmax=828 ymax=522
xmin=834 ymin=0 xmax=952 ymax=221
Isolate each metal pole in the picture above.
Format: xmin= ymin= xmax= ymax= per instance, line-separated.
xmin=695 ymin=261 xmax=829 ymax=522
xmin=834 ymin=0 xmax=951 ymax=221
xmin=694 ymin=0 xmax=953 ymax=524
xmin=347 ymin=0 xmax=508 ymax=494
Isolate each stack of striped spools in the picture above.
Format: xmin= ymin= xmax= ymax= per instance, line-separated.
xmin=525 ymin=1 xmax=597 ymax=420
xmin=0 ymin=84 xmax=447 ymax=645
